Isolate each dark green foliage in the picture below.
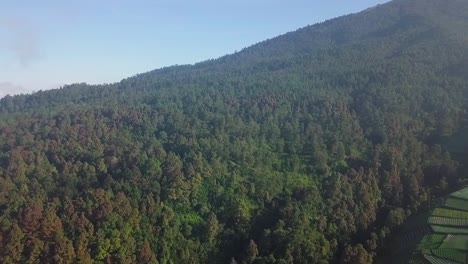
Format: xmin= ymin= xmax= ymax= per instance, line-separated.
xmin=1 ymin=0 xmax=468 ymax=263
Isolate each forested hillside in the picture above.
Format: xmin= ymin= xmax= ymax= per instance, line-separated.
xmin=1 ymin=0 xmax=468 ymax=263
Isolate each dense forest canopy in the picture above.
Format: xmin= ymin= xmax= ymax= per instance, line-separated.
xmin=1 ymin=0 xmax=468 ymax=263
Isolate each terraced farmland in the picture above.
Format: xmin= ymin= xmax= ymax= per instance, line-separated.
xmin=424 ymin=254 xmax=461 ymax=264
xmin=429 ymin=249 xmax=466 ymax=263
xmin=432 ymin=225 xmax=468 ymax=235
xmin=444 ymin=198 xmax=468 ymax=212
xmin=414 ymin=187 xmax=468 ymax=263
xmin=440 ymin=235 xmax=468 ymax=251
xmin=380 ymin=188 xmax=468 ymax=263
xmin=433 ymin=208 xmax=468 ymax=219
xmin=450 ymin=189 xmax=468 ymax=201
xmin=428 ymin=217 xmax=468 ymax=227
xmin=417 ymin=234 xmax=446 ymax=250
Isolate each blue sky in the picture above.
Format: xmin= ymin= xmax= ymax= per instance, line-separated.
xmin=0 ymin=0 xmax=389 ymax=97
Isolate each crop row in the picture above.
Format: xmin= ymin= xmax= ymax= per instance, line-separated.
xmin=440 ymin=234 xmax=468 ymax=251
xmin=431 ymin=224 xmax=468 ymax=235
xmin=444 ymin=198 xmax=468 ymax=212
xmin=429 ymin=249 xmax=466 ymax=263
xmin=432 ymin=208 xmax=468 ymax=219
xmin=424 ymin=254 xmax=458 ymax=264
xmin=449 ymin=188 xmax=468 ymax=201
xmin=417 ymin=234 xmax=446 ymax=250
xmin=428 ymin=217 xmax=468 ymax=227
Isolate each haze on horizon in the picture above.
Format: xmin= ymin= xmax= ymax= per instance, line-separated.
xmin=0 ymin=0 xmax=389 ymax=98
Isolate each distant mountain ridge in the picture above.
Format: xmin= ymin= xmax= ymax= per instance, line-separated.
xmin=2 ymin=0 xmax=468 ymax=112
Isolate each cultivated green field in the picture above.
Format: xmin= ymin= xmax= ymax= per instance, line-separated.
xmin=418 ymin=234 xmax=446 ymax=250
xmin=449 ymin=188 xmax=468 ymax=201
xmin=429 ymin=249 xmax=466 ymax=263
xmin=412 ymin=187 xmax=468 ymax=264
xmin=432 ymin=208 xmax=468 ymax=219
xmin=428 ymin=217 xmax=468 ymax=227
xmin=424 ymin=254 xmax=462 ymax=264
xmin=381 ymin=187 xmax=468 ymax=263
xmin=440 ymin=235 xmax=468 ymax=251
xmin=444 ymin=197 xmax=468 ymax=212
xmin=432 ymin=225 xmax=468 ymax=235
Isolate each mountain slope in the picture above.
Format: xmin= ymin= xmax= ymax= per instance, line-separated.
xmin=1 ymin=0 xmax=468 ymax=263
xmin=2 ymin=0 xmax=468 ymax=112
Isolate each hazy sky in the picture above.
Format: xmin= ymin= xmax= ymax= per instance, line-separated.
xmin=0 ymin=0 xmax=389 ymax=97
